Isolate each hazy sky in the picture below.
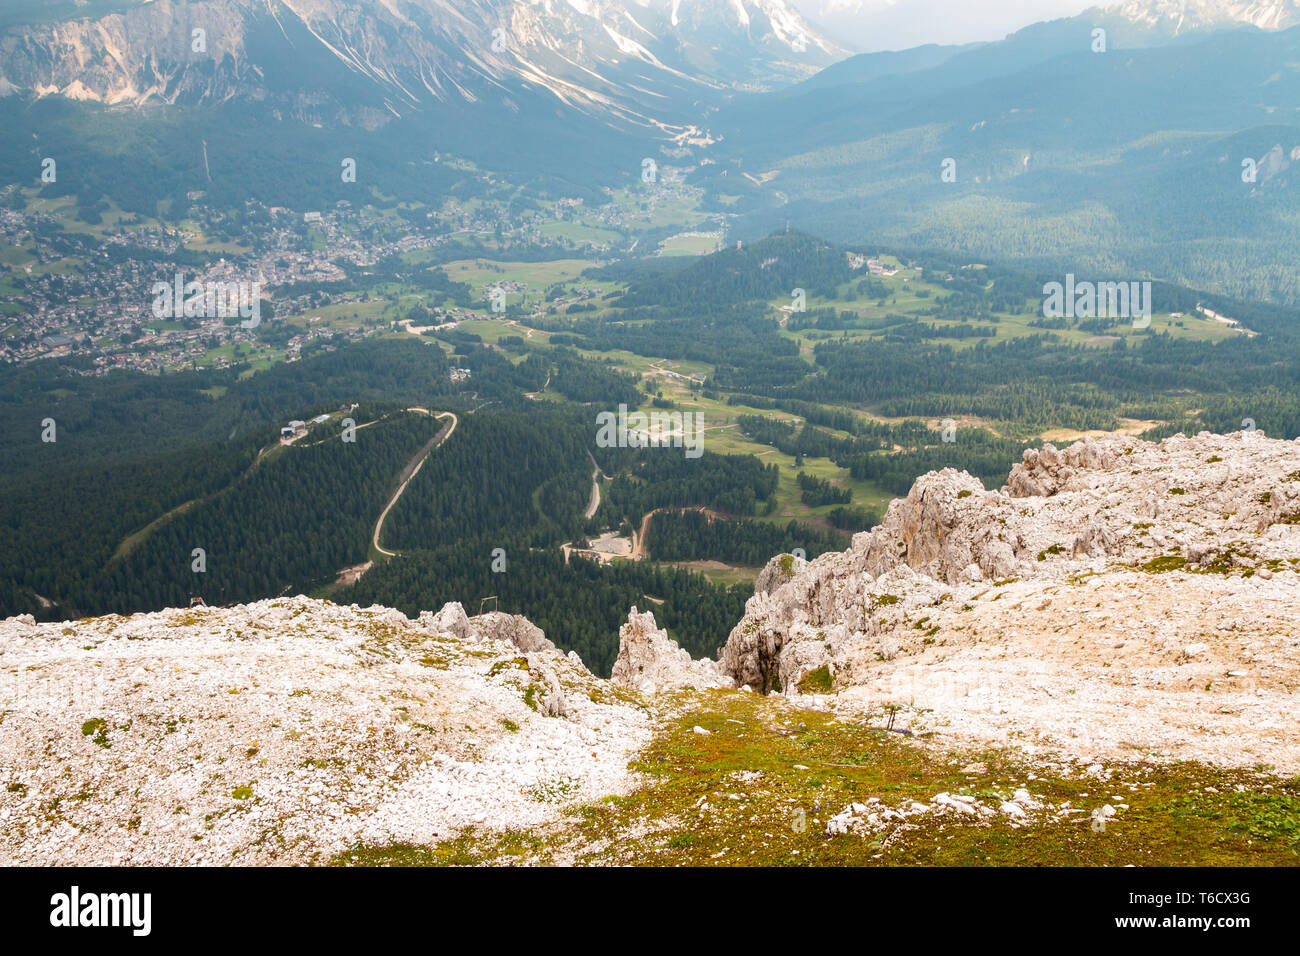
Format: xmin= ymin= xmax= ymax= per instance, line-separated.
xmin=790 ymin=0 xmax=1103 ymax=52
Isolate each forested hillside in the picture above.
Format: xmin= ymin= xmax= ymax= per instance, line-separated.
xmin=7 ymin=229 xmax=1300 ymax=676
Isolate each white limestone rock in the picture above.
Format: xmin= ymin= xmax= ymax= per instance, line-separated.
xmin=473 ymin=611 xmax=557 ymax=655
xmin=0 ymin=596 xmax=647 ymax=865
xmin=610 ymin=607 xmax=733 ymax=694
xmin=719 ymin=431 xmax=1300 ymax=772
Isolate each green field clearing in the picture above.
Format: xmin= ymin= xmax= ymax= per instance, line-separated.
xmin=451 ymin=318 xmax=546 ymax=345
xmin=537 ymin=221 xmax=623 ymax=244
xmin=441 ymin=258 xmax=600 ymax=290
xmin=656 ymin=561 xmax=761 ymax=587
xmin=633 ymin=378 xmax=894 ymax=522
xmin=658 ymin=233 xmax=721 ymax=256
xmin=279 ymin=298 xmax=398 ymax=329
xmin=770 ymin=265 xmax=1238 ymax=349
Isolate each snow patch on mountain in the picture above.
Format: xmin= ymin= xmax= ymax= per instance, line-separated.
xmin=1107 ymin=0 xmax=1300 ymax=32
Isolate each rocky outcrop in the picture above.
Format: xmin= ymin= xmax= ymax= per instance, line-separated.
xmin=754 ymin=552 xmax=806 ymax=595
xmin=525 ymin=653 xmax=568 ymax=718
xmin=1004 ymin=437 xmax=1121 ymax=498
xmin=851 ymin=468 xmax=1020 ymax=583
xmin=419 ymin=602 xmax=561 ymax=658
xmin=611 ymin=607 xmax=733 ymax=694
xmin=718 ymin=431 xmax=1300 ymax=772
xmin=420 ymin=601 xmax=474 ymax=641
xmin=472 ymin=611 xmax=556 ymax=655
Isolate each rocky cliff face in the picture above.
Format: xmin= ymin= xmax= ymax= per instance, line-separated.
xmin=721 ymin=430 xmax=1300 ymax=771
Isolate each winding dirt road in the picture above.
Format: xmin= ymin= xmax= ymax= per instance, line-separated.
xmin=631 ymin=505 xmax=728 ymax=560
xmin=372 ymin=411 xmax=458 ymax=558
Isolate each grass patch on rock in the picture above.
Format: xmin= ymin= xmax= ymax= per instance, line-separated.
xmin=322 ymin=692 xmax=1300 ymax=866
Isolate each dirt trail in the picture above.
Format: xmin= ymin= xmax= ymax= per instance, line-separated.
xmin=112 ymin=425 xmax=295 ymax=563
xmin=632 ymin=505 xmax=727 ymax=561
xmin=583 ymin=452 xmax=602 ymax=519
xmin=372 ymin=412 xmax=458 ymax=558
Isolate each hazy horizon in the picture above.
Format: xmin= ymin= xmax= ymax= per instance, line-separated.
xmin=788 ymin=0 xmax=1100 ymax=51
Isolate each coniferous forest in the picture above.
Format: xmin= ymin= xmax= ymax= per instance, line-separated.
xmin=6 ymin=231 xmax=1300 ymax=675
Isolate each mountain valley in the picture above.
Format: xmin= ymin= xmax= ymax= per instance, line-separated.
xmin=1 ymin=0 xmax=1298 ymax=883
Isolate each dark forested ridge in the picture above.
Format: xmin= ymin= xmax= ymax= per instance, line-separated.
xmin=0 ymin=335 xmax=768 ymax=674
xmin=554 ymin=233 xmax=1300 ymax=444
xmin=1 ymin=406 xmax=445 ymax=618
xmin=386 ymin=406 xmax=594 ymax=554
xmin=0 ymin=337 xmax=453 ymax=481
xmin=596 ymin=451 xmax=781 ymax=527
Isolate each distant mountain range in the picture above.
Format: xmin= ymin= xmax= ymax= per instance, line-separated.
xmin=0 ymin=0 xmax=1294 ymax=135
xmin=2 ymin=1 xmax=1297 ymax=128
xmin=707 ymin=16 xmax=1300 ymax=302
xmin=790 ymin=0 xmax=1300 ymax=51
xmin=1111 ymin=0 xmax=1300 ymax=33
xmin=1 ymin=0 xmax=1298 ymax=302
xmin=0 ymin=0 xmax=840 ymax=196
xmin=0 ymin=0 xmax=843 ymax=131
xmin=789 ymin=0 xmax=1089 ymax=51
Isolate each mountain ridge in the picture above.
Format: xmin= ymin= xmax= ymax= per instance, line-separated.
xmin=0 ymin=0 xmax=845 ymax=129
xmin=1109 ymin=0 xmax=1300 ymax=32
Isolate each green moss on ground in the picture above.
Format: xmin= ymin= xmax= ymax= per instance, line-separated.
xmin=327 ymin=691 xmax=1300 ymax=867
xmin=80 ymin=718 xmax=110 ymax=749
xmin=797 ymin=665 xmax=833 ymax=695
